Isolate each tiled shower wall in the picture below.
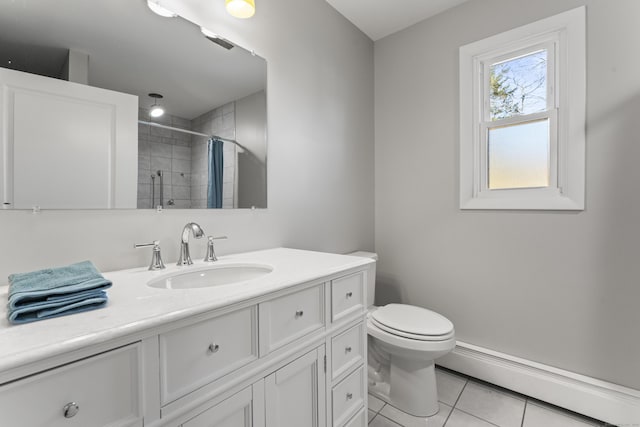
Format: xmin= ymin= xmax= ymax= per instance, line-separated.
xmin=190 ymin=101 xmax=237 ymax=209
xmin=137 ymin=108 xmax=193 ymax=209
xmin=137 ymin=103 xmax=236 ymax=210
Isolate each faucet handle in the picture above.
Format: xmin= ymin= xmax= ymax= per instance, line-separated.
xmin=204 ymin=236 xmax=227 ymax=262
xmin=134 ymin=240 xmax=166 ymax=270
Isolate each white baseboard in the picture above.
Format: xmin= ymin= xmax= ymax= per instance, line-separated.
xmin=437 ymin=341 xmax=640 ymax=426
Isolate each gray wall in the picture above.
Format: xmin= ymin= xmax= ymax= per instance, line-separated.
xmin=236 ymin=90 xmax=267 ymax=209
xmin=374 ymin=0 xmax=640 ymax=389
xmin=0 ymin=0 xmax=374 ymax=280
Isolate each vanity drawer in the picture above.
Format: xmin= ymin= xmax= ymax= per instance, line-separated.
xmin=259 ymin=283 xmax=324 ymax=355
xmin=331 ymin=272 xmax=365 ymax=322
xmin=331 ymin=323 xmax=364 ymax=381
xmin=332 ymin=365 xmax=365 ymax=427
xmin=160 ymin=305 xmax=258 ymax=405
xmin=0 ymin=344 xmax=142 ymax=427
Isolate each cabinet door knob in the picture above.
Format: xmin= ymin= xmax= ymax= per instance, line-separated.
xmin=346 ymin=292 xmax=353 ymax=298
xmin=346 ymin=392 xmax=353 ymax=400
xmin=345 ymin=346 xmax=352 ymax=353
xmin=63 ymin=402 xmax=80 ymax=418
xmin=208 ymin=343 xmax=220 ymax=354
xmin=295 ymin=310 xmax=304 ymax=318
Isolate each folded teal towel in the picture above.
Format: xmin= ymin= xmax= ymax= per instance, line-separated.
xmin=8 ymin=291 xmax=108 ymax=324
xmin=7 ymin=261 xmax=111 ymax=325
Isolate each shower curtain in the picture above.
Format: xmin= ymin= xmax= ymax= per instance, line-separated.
xmin=207 ymin=138 xmax=224 ymax=208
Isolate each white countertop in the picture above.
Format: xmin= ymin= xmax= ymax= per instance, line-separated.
xmin=0 ymin=248 xmax=373 ymax=375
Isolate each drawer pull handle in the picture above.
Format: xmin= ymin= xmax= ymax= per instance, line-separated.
xmin=208 ymin=343 xmax=220 ymax=354
xmin=345 ymin=346 xmax=352 ymax=353
xmin=63 ymin=402 xmax=80 ymax=418
xmin=346 ymin=292 xmax=353 ymax=298
xmin=295 ymin=310 xmax=304 ymax=318
xmin=346 ymin=392 xmax=353 ymax=401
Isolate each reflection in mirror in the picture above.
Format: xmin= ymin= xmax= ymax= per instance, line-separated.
xmin=0 ymin=0 xmax=267 ymax=210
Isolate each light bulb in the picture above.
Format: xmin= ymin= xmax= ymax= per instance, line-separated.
xmin=147 ymin=0 xmax=177 ymax=18
xmin=225 ymin=0 xmax=255 ymax=19
xmin=150 ymin=105 xmax=165 ymax=118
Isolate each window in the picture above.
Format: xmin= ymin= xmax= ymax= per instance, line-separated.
xmin=459 ymin=7 xmax=586 ymax=210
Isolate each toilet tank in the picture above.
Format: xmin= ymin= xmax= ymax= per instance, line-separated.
xmin=348 ymin=251 xmax=377 ymax=307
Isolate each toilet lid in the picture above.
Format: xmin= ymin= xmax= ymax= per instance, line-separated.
xmin=371 ymin=304 xmax=454 ymax=339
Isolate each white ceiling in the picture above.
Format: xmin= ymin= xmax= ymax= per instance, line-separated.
xmin=326 ymin=0 xmax=471 ymax=41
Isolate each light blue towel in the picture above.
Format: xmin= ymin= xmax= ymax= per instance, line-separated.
xmin=8 ymin=291 xmax=108 ymax=325
xmin=7 ymin=261 xmax=111 ymax=324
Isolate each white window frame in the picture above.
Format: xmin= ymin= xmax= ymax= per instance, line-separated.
xmin=459 ymin=7 xmax=586 ymax=210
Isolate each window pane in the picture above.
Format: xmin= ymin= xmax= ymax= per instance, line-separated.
xmin=488 ymin=119 xmax=549 ymax=190
xmin=489 ymin=49 xmax=547 ymax=120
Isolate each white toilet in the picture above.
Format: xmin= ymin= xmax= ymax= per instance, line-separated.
xmin=349 ymin=252 xmax=456 ymax=417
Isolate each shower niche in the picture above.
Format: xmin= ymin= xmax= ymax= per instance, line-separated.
xmin=0 ymin=0 xmax=267 ymax=210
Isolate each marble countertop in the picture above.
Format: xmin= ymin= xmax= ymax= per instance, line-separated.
xmin=0 ymin=248 xmax=373 ymax=375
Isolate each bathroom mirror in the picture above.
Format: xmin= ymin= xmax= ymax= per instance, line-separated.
xmin=0 ymin=0 xmax=267 ymax=210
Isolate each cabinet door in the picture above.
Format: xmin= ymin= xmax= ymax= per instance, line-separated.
xmin=182 ymin=382 xmax=265 ymax=427
xmin=265 ymin=347 xmax=326 ymax=427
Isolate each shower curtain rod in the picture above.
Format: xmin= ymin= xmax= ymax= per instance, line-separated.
xmin=138 ymin=120 xmax=245 ymax=150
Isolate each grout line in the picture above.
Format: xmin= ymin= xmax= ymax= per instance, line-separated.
xmin=452 ymin=379 xmax=469 ymax=408
xmin=454 ymin=408 xmax=503 ymax=427
xmin=368 ymin=393 xmax=386 ymax=415
xmin=443 ymin=379 xmax=468 ymax=426
xmin=375 ymin=412 xmax=404 ymax=427
xmin=521 ymin=399 xmax=528 ymax=427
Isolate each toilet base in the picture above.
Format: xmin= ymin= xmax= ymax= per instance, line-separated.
xmin=390 ymin=356 xmax=438 ymax=416
xmin=367 ymin=357 xmax=439 ymax=417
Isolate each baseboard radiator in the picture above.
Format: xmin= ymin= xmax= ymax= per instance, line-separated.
xmin=437 ymin=341 xmax=640 ymax=426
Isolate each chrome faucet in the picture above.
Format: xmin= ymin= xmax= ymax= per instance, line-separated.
xmin=134 ymin=240 xmax=166 ymax=270
xmin=177 ymin=222 xmax=205 ymax=266
xmin=204 ymin=235 xmax=228 ymax=262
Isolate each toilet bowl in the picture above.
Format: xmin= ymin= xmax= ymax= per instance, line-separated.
xmin=348 ymin=252 xmax=456 ymax=417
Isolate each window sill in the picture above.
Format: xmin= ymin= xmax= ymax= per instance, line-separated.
xmin=460 ymin=194 xmax=584 ymax=211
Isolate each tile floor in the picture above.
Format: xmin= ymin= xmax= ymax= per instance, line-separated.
xmin=367 ymin=367 xmax=605 ymax=427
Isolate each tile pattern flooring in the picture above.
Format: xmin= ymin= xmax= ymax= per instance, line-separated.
xmin=367 ymin=367 xmax=605 ymax=427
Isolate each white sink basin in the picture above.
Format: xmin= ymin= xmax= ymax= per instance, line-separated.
xmin=147 ymin=264 xmax=273 ymax=289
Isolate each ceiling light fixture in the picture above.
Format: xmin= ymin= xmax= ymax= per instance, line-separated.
xmin=225 ymin=0 xmax=255 ymax=19
xmin=148 ymin=93 xmax=165 ymax=118
xmin=147 ymin=0 xmax=177 ymax=18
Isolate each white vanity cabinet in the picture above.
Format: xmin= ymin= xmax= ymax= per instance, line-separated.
xmin=0 ymin=251 xmax=372 ymax=427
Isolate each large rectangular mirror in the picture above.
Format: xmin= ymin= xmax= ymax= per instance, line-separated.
xmin=0 ymin=0 xmax=267 ymax=210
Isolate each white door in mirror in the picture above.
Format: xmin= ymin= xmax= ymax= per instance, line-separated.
xmin=0 ymin=68 xmax=138 ymax=209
